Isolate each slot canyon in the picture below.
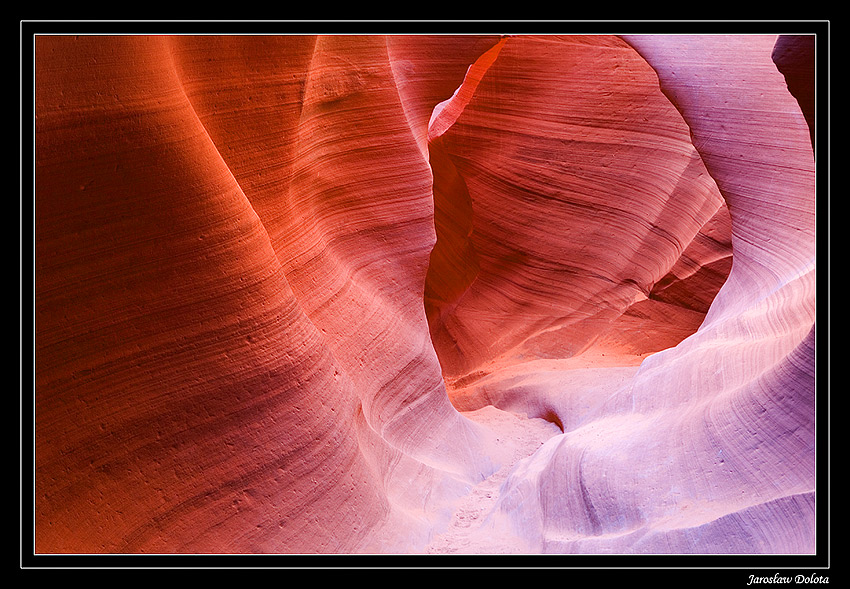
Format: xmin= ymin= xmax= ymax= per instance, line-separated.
xmin=32 ymin=31 xmax=820 ymax=557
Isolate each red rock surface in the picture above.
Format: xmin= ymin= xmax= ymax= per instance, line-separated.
xmin=425 ymin=35 xmax=734 ymax=382
xmin=34 ymin=33 xmax=818 ymax=555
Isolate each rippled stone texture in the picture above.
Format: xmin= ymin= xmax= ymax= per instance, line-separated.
xmin=35 ymin=34 xmax=501 ymax=554
xmin=34 ymin=33 xmax=817 ymax=555
xmin=485 ymin=34 xmax=815 ymax=554
xmin=425 ymin=35 xmax=733 ymax=381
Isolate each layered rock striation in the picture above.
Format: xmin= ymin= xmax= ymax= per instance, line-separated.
xmin=34 ymin=33 xmax=818 ymax=554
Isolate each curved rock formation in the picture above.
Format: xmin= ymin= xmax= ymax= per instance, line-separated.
xmin=485 ymin=34 xmax=816 ymax=554
xmin=425 ymin=35 xmax=734 ymax=383
xmin=33 ymin=32 xmax=818 ymax=555
xmin=35 ymin=33 xmax=502 ymax=554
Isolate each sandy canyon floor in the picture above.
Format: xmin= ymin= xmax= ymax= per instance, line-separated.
xmin=423 ymin=405 xmax=563 ymax=554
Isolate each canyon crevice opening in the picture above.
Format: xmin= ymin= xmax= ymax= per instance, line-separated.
xmin=31 ymin=26 xmax=823 ymax=563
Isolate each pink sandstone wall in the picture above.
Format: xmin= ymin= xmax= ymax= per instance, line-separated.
xmin=34 ymin=32 xmax=818 ymax=555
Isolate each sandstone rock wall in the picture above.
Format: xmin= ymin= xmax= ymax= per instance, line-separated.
xmin=34 ymin=32 xmax=818 ymax=555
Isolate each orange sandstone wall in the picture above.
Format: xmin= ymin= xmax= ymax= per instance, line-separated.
xmin=35 ymin=34 xmax=502 ymax=554
xmin=424 ymin=35 xmax=734 ymax=382
xmin=33 ymin=32 xmax=817 ymax=555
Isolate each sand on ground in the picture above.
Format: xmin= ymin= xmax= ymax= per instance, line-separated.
xmin=422 ymin=405 xmax=562 ymax=554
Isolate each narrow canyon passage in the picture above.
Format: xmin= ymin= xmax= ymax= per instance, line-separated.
xmin=32 ymin=30 xmax=818 ymax=556
xmin=415 ymin=32 xmax=815 ymax=555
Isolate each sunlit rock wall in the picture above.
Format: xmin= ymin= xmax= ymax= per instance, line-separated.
xmin=34 ymin=32 xmax=816 ymax=555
